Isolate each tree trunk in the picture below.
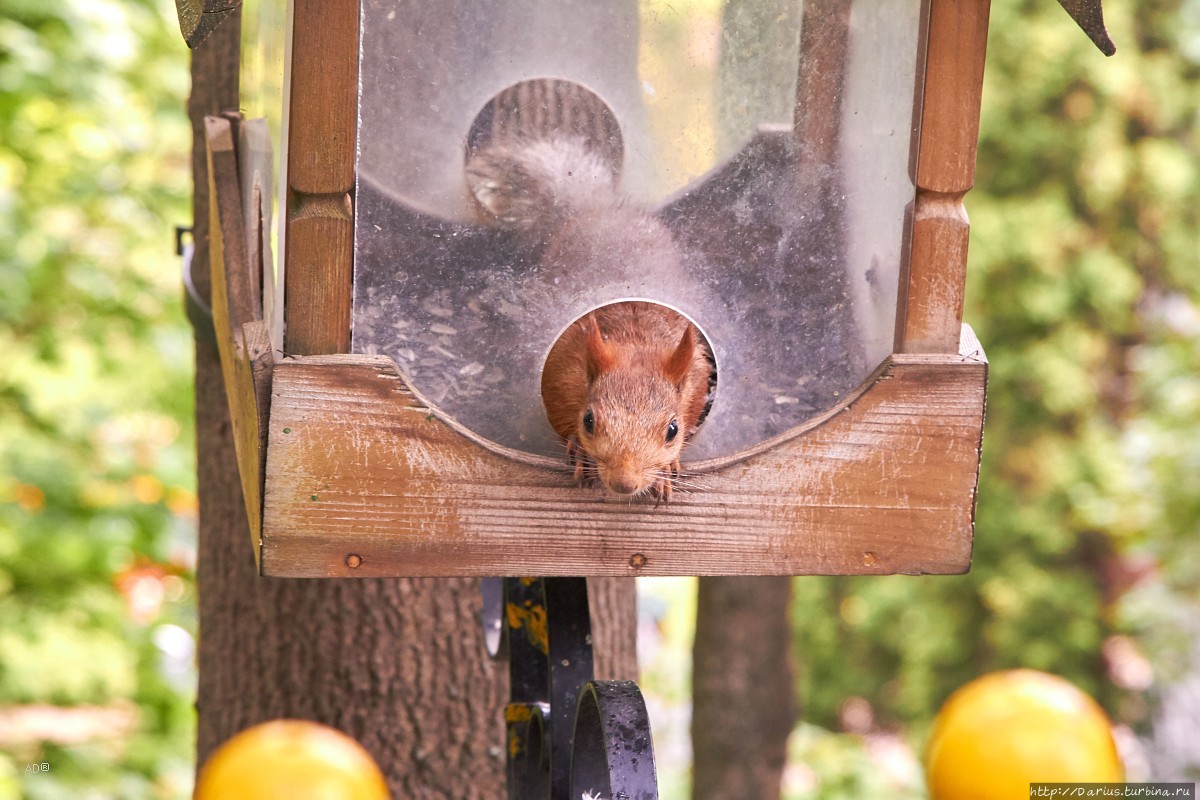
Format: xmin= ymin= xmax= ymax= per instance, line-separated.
xmin=188 ymin=15 xmax=636 ymax=797
xmin=691 ymin=577 xmax=795 ymax=800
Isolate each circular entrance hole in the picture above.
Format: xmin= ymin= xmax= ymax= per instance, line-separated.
xmin=540 ymin=300 xmax=716 ymax=495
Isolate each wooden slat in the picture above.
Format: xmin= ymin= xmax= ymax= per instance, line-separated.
xmin=260 ymin=329 xmax=987 ymax=578
xmin=895 ymin=0 xmax=991 ymax=354
xmin=206 ymin=116 xmax=274 ymax=568
xmin=282 ymin=0 xmax=359 ymax=354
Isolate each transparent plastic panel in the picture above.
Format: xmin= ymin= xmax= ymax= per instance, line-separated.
xmin=238 ymin=0 xmax=289 ymax=351
xmin=353 ymin=0 xmax=925 ymax=459
xmin=839 ymin=0 xmax=924 ymax=362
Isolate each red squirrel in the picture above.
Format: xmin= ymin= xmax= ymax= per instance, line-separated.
xmin=467 ymin=135 xmax=713 ymax=498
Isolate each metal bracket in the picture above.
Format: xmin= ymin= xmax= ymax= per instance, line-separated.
xmin=179 ymin=228 xmax=218 ymax=348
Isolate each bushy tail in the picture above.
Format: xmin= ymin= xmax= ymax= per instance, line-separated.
xmin=467 ymin=135 xmax=622 ymax=247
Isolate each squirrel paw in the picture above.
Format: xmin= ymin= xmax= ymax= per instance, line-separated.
xmin=650 ymin=461 xmax=681 ymax=503
xmin=566 ymin=439 xmax=590 ymax=485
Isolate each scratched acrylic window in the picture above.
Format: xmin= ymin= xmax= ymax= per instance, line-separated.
xmin=351 ymin=0 xmax=925 ymax=459
xmin=239 ymin=0 xmax=289 ymax=353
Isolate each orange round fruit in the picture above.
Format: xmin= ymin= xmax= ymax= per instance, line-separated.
xmin=925 ymin=669 xmax=1122 ymax=800
xmin=195 ymin=719 xmax=389 ymax=800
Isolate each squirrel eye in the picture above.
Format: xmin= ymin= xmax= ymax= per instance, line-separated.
xmin=583 ymin=409 xmax=595 ymax=435
xmin=665 ymin=419 xmax=679 ymax=443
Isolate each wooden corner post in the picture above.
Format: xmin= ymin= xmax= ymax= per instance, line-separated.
xmin=896 ymin=0 xmax=991 ymax=354
xmin=283 ymin=0 xmax=360 ymax=355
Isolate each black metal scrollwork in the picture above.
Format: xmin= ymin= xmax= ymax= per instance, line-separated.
xmin=483 ymin=577 xmax=659 ymax=800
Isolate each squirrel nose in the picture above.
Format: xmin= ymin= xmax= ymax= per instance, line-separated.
xmin=605 ymin=469 xmax=646 ymax=496
xmin=608 ymin=477 xmax=641 ymax=495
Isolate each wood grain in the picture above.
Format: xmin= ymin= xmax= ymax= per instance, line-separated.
xmin=282 ymin=0 xmax=358 ymax=354
xmin=206 ymin=116 xmax=274 ymax=567
xmin=282 ymin=199 xmax=355 ymax=354
xmin=260 ymin=329 xmax=987 ymax=578
xmin=896 ymin=0 xmax=991 ymax=354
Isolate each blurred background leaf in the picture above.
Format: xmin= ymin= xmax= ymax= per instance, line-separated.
xmin=0 ymin=0 xmax=196 ymax=797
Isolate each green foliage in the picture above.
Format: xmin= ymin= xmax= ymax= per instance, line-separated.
xmin=790 ymin=0 xmax=1200 ymax=774
xmin=782 ymin=725 xmax=925 ymax=800
xmin=0 ymin=0 xmax=196 ymax=797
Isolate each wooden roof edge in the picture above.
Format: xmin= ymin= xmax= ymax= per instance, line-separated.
xmin=1057 ymin=0 xmax=1117 ymax=56
xmin=175 ymin=0 xmax=241 ymax=50
xmin=174 ymin=2 xmax=1114 ymax=76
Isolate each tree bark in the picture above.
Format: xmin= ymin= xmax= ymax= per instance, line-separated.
xmin=189 ymin=15 xmax=636 ymax=797
xmin=691 ymin=577 xmax=795 ymax=800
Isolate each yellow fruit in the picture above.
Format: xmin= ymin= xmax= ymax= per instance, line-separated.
xmin=195 ymin=720 xmax=390 ymax=800
xmin=925 ymin=669 xmax=1122 ymax=800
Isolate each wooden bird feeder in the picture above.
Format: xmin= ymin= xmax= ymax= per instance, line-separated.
xmin=182 ymin=0 xmax=1113 ymax=580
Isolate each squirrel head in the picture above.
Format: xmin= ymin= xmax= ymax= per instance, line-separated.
xmin=577 ymin=318 xmax=697 ymax=496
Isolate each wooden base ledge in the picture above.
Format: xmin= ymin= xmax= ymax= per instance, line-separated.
xmin=260 ymin=328 xmax=987 ymax=578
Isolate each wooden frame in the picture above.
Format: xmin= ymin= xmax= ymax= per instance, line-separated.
xmin=281 ymin=0 xmax=358 ymax=354
xmin=206 ymin=0 xmax=993 ymax=578
xmin=259 ymin=333 xmax=985 ymax=577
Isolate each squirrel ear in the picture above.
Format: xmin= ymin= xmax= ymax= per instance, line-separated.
xmin=584 ymin=315 xmax=616 ymax=380
xmin=665 ymin=324 xmax=696 ymax=387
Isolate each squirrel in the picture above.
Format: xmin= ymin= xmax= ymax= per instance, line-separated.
xmin=467 ymin=134 xmax=713 ymax=499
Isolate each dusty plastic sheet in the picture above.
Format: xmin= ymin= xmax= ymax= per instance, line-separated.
xmin=238 ymin=0 xmax=288 ymax=352
xmin=352 ymin=0 xmax=925 ymax=459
